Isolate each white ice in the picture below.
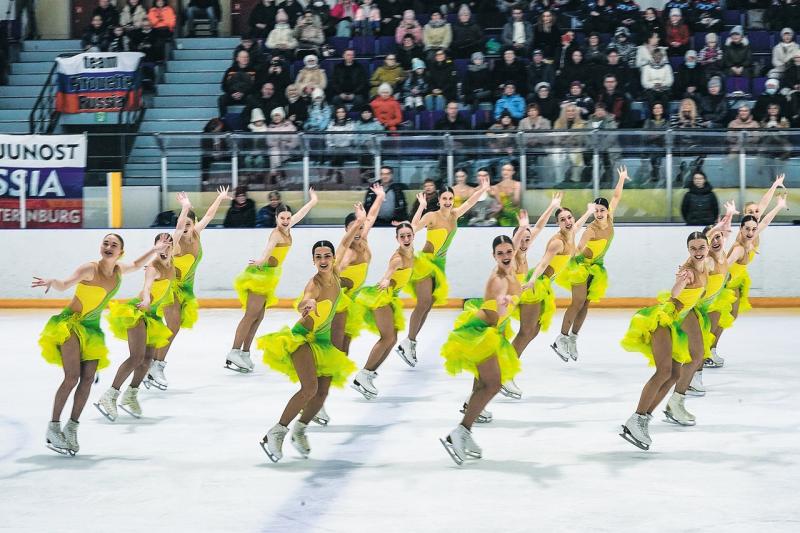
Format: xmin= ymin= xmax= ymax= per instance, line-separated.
xmin=2 ymin=308 xmax=799 ymax=533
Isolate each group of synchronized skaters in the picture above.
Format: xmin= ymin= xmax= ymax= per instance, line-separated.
xmin=33 ymin=168 xmax=789 ymax=464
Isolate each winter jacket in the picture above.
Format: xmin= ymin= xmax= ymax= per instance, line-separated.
xmin=698 ymin=93 xmax=727 ymax=127
xmin=635 ymin=45 xmax=656 ymax=68
xmin=92 ymin=6 xmax=119 ymax=30
xmin=286 ymin=96 xmax=309 ymax=128
xmin=370 ymin=95 xmax=403 ymax=130
xmin=753 ymin=94 xmax=789 ymax=122
xmin=681 ymin=182 xmax=719 ymax=226
xmin=295 ymin=67 xmax=327 ymax=93
xmin=596 ymin=91 xmax=631 ymax=126
xmin=494 ymin=94 xmax=526 ymax=120
xmin=435 ymin=114 xmax=471 ymax=131
xmin=526 ymin=62 xmax=555 ymax=95
xmin=698 ymin=45 xmax=723 ymax=72
xmin=401 ymin=71 xmax=429 ymax=98
xmin=326 ymin=120 xmax=355 ymax=148
xmin=148 ymin=7 xmax=176 ymax=32
xmin=665 ymin=23 xmax=690 ymax=49
xmin=257 ymin=203 xmax=292 ymax=228
xmin=501 ymin=20 xmax=534 ymax=51
xmin=531 ymin=95 xmax=560 ymax=123
xmin=562 ymin=94 xmax=595 ymax=119
xmin=771 ymin=42 xmax=800 ymax=76
xmin=532 ymin=25 xmax=561 ymax=60
xmin=221 ymin=65 xmax=258 ymax=95
xmin=223 ymin=199 xmax=256 ymax=228
xmin=119 ymin=5 xmax=147 ymax=30
xmin=266 ymin=23 xmax=298 ymax=50
xmin=396 ymin=43 xmax=425 ymax=71
xmin=518 ymin=115 xmax=551 ymax=130
xmin=723 ymin=38 xmax=752 ymax=69
xmin=354 ymin=118 xmax=384 ymax=145
xmin=608 ymin=38 xmax=637 ymax=68
xmin=641 ymin=62 xmax=674 ymax=90
xmin=370 ymin=64 xmax=407 ymax=97
xmin=331 ymin=61 xmax=368 ymax=97
xmin=426 ymin=59 xmax=458 ymax=101
xmin=294 ymin=21 xmax=324 ymax=45
xmin=331 ymin=2 xmax=358 ymax=20
xmin=492 ymin=59 xmax=528 ymax=95
xmin=423 ymin=22 xmax=452 ymax=51
xmin=249 ymin=3 xmax=278 ymax=36
xmin=81 ymin=27 xmax=107 ymax=50
xmin=451 ymin=20 xmax=483 ymax=57
xmin=304 ymin=102 xmax=333 ymax=131
xmin=464 ymin=64 xmax=493 ymax=103
xmin=673 ymin=64 xmax=706 ymax=97
xmin=783 ymin=63 xmax=800 ymax=90
xmin=364 ymin=181 xmax=408 ymax=224
xmin=107 ymin=34 xmax=130 ymax=52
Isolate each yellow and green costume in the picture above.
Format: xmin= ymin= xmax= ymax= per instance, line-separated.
xmin=172 ymin=240 xmax=202 ymax=329
xmin=405 ymin=227 xmax=454 ymax=306
xmin=518 ymin=252 xmax=570 ymax=332
xmin=620 ymin=286 xmax=706 ymax=366
xmin=440 ymin=297 xmax=522 ymax=382
xmin=39 ymin=273 xmax=121 ymax=371
xmin=337 ymin=261 xmax=369 ymax=339
xmin=107 ymin=277 xmax=175 ymax=349
xmin=348 ymin=266 xmax=413 ymax=337
xmin=556 ymin=236 xmax=612 ymax=302
xmin=696 ymin=270 xmax=736 ymax=357
xmin=233 ymin=243 xmax=290 ymax=309
xmin=496 ymin=191 xmax=520 ymax=227
xmin=258 ymin=291 xmax=357 ymax=387
xmin=725 ymin=249 xmax=755 ymax=314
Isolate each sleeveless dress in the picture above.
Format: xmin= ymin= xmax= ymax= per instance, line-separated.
xmin=348 ymin=266 xmax=414 ymax=337
xmin=440 ymin=297 xmax=522 ymax=382
xmin=233 ymin=243 xmax=290 ymax=309
xmin=39 ymin=271 xmax=121 ymax=370
xmin=107 ymin=276 xmax=175 ymax=349
xmin=496 ymin=191 xmax=520 ymax=227
xmin=725 ymin=248 xmax=755 ymax=314
xmin=557 ymin=232 xmax=613 ymax=302
xmin=696 ymin=263 xmax=736 ymax=356
xmin=337 ymin=261 xmax=369 ymax=338
xmin=518 ymin=252 xmax=570 ymax=332
xmin=406 ymin=227 xmax=454 ymax=306
xmin=172 ymin=240 xmax=202 ymax=328
xmin=258 ymin=287 xmax=357 ymax=387
xmin=620 ymin=286 xmax=706 ymax=366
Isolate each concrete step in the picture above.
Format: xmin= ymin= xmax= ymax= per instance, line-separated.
xmin=131 ymin=136 xmax=202 ymax=149
xmin=0 ymin=109 xmax=31 ymax=120
xmin=11 ymin=62 xmax=54 ymax=74
xmin=139 ymin=120 xmax=209 ymax=133
xmin=156 ymin=83 xmax=218 ymax=96
xmin=7 ymin=73 xmax=49 ymax=85
xmin=0 ymin=97 xmax=38 ymax=109
xmin=18 ymin=50 xmax=65 ymax=62
xmin=174 ymin=37 xmax=239 ymax=50
xmin=22 ymin=40 xmax=81 ymax=52
xmin=173 ymin=48 xmax=233 ymax=60
xmin=124 ymin=177 xmax=201 ymax=189
xmin=0 ymin=121 xmax=29 ymax=133
xmin=145 ymin=107 xmax=217 ymax=119
xmin=153 ymin=95 xmax=218 ymax=107
xmin=0 ymin=86 xmax=45 ymax=97
xmin=163 ymin=71 xmax=221 ymax=84
xmin=167 ymin=59 xmax=230 ymax=72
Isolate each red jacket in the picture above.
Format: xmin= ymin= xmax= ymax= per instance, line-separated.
xmin=370 ymin=96 xmax=402 ymax=131
xmin=666 ymin=23 xmax=690 ymax=47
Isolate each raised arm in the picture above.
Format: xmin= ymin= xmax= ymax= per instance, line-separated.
xmin=512 ymin=209 xmax=531 ymax=251
xmin=708 ymin=200 xmax=738 ymax=236
xmin=195 ymin=186 xmax=233 ymax=232
xmin=136 ymin=264 xmax=160 ymax=310
xmin=522 ymin=238 xmax=564 ymax=289
xmin=361 ymin=183 xmax=385 ymax=239
xmin=609 ymin=165 xmax=630 ymax=213
xmin=754 ymin=174 xmax=785 ymax=219
xmin=298 ymin=279 xmax=320 ymax=319
xmin=670 ymin=269 xmax=691 ymax=300
xmin=453 ymin=175 xmax=491 ymax=218
xmin=119 ymin=236 xmax=171 ymax=274
xmin=755 ymin=193 xmax=788 ymax=237
xmin=336 ymin=204 xmax=367 ymax=273
xmin=411 ymin=194 xmax=432 ymax=232
xmin=172 ymin=192 xmax=193 ymax=245
xmin=289 ymin=187 xmax=318 ymax=227
xmin=573 ymin=203 xmax=597 ymax=252
xmin=251 ymin=230 xmax=282 ymax=268
xmin=377 ymin=254 xmax=404 ymax=290
xmin=529 ymin=192 xmax=562 ymax=241
xmin=31 ymin=263 xmax=96 ymax=294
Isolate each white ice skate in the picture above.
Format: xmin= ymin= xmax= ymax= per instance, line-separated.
xmin=500 ymin=379 xmax=523 ymax=400
xmin=240 ymin=351 xmax=255 ymax=371
xmin=395 ymin=338 xmax=417 ymax=367
xmin=460 ymin=402 xmax=493 ymax=423
xmin=664 ymin=392 xmax=696 ymax=426
xmin=567 ymin=333 xmax=580 ymax=361
xmin=703 ymin=348 xmax=725 ymax=368
xmin=147 ymin=360 xmax=168 ymax=390
xmin=439 ymin=425 xmax=469 ymax=465
xmin=311 ymin=405 xmax=330 ymax=426
xmin=94 ymin=387 xmax=119 ymax=421
xmin=687 ymin=371 xmax=706 ymax=397
xmin=260 ymin=423 xmax=288 ymax=462
xmin=46 ymin=422 xmax=70 ymax=456
xmin=351 ymin=369 xmax=378 ymax=400
xmin=225 ymin=349 xmax=252 ymax=373
xmin=550 ymin=334 xmax=570 ymax=362
xmin=619 ymin=413 xmax=651 ymax=450
xmin=119 ymin=387 xmax=142 ymax=418
xmin=463 ymin=428 xmax=483 ymax=459
xmin=291 ymin=421 xmax=311 ymax=458
xmin=63 ymin=419 xmax=80 ymax=454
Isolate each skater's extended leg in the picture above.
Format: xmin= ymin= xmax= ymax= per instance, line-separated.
xmin=232 ymin=292 xmax=266 ymax=351
xmin=299 ymin=376 xmax=332 ymax=424
xmin=460 ymin=357 xmax=501 ymax=430
xmin=243 ymin=307 xmax=266 ymax=352
xmin=155 ymin=301 xmax=181 ymax=362
xmin=111 ymin=321 xmax=147 ymax=390
xmin=636 ymin=326 xmax=675 ymax=414
xmin=561 ymin=282 xmax=587 ymax=335
xmin=512 ymin=302 xmax=541 ymax=357
xmin=407 ymin=277 xmax=433 ymax=341
xmin=130 ymin=346 xmax=155 ymax=388
xmin=331 ymin=311 xmax=347 ymax=352
xmin=675 ymin=312 xmax=704 ymax=394
xmin=69 ymin=359 xmax=98 ymax=422
xmin=278 ymin=345 xmax=318 ymax=427
xmin=364 ymin=306 xmax=397 ymax=371
xmin=51 ymin=334 xmax=81 ymax=422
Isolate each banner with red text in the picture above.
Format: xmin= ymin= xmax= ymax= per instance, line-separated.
xmin=55 ymin=52 xmax=144 ymax=113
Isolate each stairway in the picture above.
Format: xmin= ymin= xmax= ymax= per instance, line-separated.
xmin=0 ymin=40 xmax=82 ymax=133
xmin=124 ymin=37 xmax=238 ymax=189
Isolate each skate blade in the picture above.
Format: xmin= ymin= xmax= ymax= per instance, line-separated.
xmin=46 ymin=442 xmax=71 ymax=455
xmin=351 ymin=382 xmax=377 ymax=400
xmin=151 ymin=382 xmax=167 ymax=391
xmin=459 ymin=405 xmax=492 ymax=424
xmin=259 ymin=439 xmax=280 ymax=463
xmin=93 ymin=402 xmax=117 ymax=422
xmin=311 ymin=415 xmax=329 ymax=427
xmin=291 ymin=439 xmax=310 ymax=459
xmin=550 ymin=343 xmax=569 ymax=362
xmin=439 ymin=437 xmax=464 ymax=465
xmin=662 ymin=411 xmax=696 ymax=426
xmin=703 ymin=360 xmax=723 ymax=369
xmin=619 ymin=426 xmax=650 ymax=450
xmin=225 ymin=362 xmax=251 ymax=373
xmin=569 ymin=353 xmax=578 ymax=362
xmin=499 ymin=387 xmax=522 ymax=400
xmin=686 ymin=388 xmax=706 ymax=397
xmin=464 ymin=450 xmax=482 ymax=459
xmin=142 ymin=378 xmax=151 ymax=390
xmin=395 ymin=347 xmax=417 ymax=368
xmin=119 ymin=404 xmax=142 ymax=419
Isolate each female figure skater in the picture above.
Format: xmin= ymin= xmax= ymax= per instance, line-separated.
xmin=552 ymin=165 xmax=630 ymax=362
xmin=439 ymin=235 xmax=522 ymax=465
xmin=258 ymin=206 xmax=364 ymax=462
xmin=96 ymin=233 xmax=176 ymax=420
xmin=395 ymin=175 xmax=491 ymax=367
xmin=147 ymin=187 xmax=232 ymax=390
xmin=619 ymin=231 xmax=711 ymax=450
xmin=225 ymin=187 xmax=318 ymax=372
xmin=33 ymin=234 xmax=168 ymax=455
xmin=501 ymin=201 xmax=595 ymax=398
xmin=349 ymin=222 xmax=415 ymax=400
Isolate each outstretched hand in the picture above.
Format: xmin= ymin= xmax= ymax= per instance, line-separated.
xmin=774 ymin=173 xmax=785 ymax=189
xmin=616 ymin=165 xmax=630 ymax=182
xmin=308 ymin=186 xmax=318 ymax=203
xmin=31 ymin=276 xmax=53 ymax=293
xmin=176 ymin=191 xmax=192 ymax=209
xmin=518 ymin=209 xmax=529 ymax=228
xmin=300 ymin=299 xmax=317 ymax=318
xmin=370 ymin=182 xmax=385 ymax=199
xmin=776 ymin=192 xmax=788 ymax=210
xmin=378 ymin=278 xmax=391 ymax=290
xmin=416 ymin=192 xmax=427 ymax=210
xmin=217 ymin=185 xmax=233 ymax=200
xmin=354 ymin=202 xmax=367 ymax=221
xmin=723 ymin=200 xmax=739 ymax=216
xmin=550 ymin=191 xmax=563 ymax=208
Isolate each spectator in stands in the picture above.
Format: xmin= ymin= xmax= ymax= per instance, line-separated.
xmin=698 ymin=32 xmax=723 ymax=80
xmin=662 ymin=0 xmax=690 ymax=21
xmin=326 ymin=105 xmax=355 ymax=170
xmin=330 ymin=49 xmax=369 ymax=108
xmin=426 ymin=49 xmax=457 ymax=110
xmin=671 ymin=97 xmax=703 ymax=129
xmin=583 ymin=0 xmax=616 ymax=34
xmin=130 ymin=18 xmax=164 ymax=62
xmin=280 ymin=0 xmax=304 ymax=24
xmin=284 ymin=84 xmax=309 ymax=128
xmin=533 ymin=10 xmax=561 ymax=61
xmin=119 ymin=0 xmax=147 ymax=33
xmin=370 ymin=53 xmax=406 ymax=97
xmin=642 ymin=102 xmax=667 ymax=183
xmin=557 ymin=50 xmax=590 ymax=96
xmin=597 ymin=74 xmax=631 ymax=127
xmin=681 ymin=171 xmax=720 ymax=226
xmin=492 ymin=48 xmax=527 ymax=97
xmin=201 ymin=117 xmax=228 ymax=179
xmin=218 ymin=50 xmax=257 ymax=117
xmin=354 ymin=0 xmax=382 ymax=36
xmin=396 ymin=33 xmax=425 ymax=70
xmin=674 ymin=49 xmax=705 ymax=99
xmin=637 ymin=8 xmax=663 ymax=42
xmin=665 ymin=8 xmax=691 ymax=57
xmin=588 ymin=102 xmax=621 ymax=181
xmin=235 ymin=33 xmax=267 ymax=70
xmin=614 ymin=0 xmax=641 ymax=33
xmin=294 ymin=10 xmax=325 ymax=58
xmin=185 ymin=0 xmax=221 ymax=37
xmin=401 ymin=58 xmax=429 ymax=110
xmin=502 ymin=5 xmax=534 ymax=57
xmin=487 ymin=110 xmax=517 ymax=159
xmin=782 ymin=53 xmax=800 ymax=121
xmin=295 ymin=54 xmax=327 ymax=95
xmin=245 ymin=82 xmax=287 ymax=125
xmin=518 ymin=102 xmax=551 ymax=130
xmin=531 ymin=81 xmax=560 ymax=123
xmin=452 ymin=168 xmax=476 ymax=223
xmin=224 ymin=186 xmax=256 ymax=228
xmin=609 ymin=26 xmax=636 ymax=68
xmin=305 ymin=87 xmax=333 ymax=131
xmin=450 ymin=4 xmax=483 ymax=59
xmin=690 ymin=0 xmax=723 ymax=33
xmin=93 ymin=0 xmax=119 ymax=32
xmin=395 ymin=9 xmax=423 ymax=44
xmin=563 ymin=81 xmax=594 ymax=120
xmin=371 ymin=83 xmax=403 ymax=130
xmin=759 ymin=103 xmax=792 ymax=167
xmin=602 ymin=49 xmax=632 ymax=94
xmin=266 ymin=107 xmax=298 ymax=176
xmin=768 ymin=0 xmax=800 ymax=32
xmin=583 ymin=33 xmax=607 ymax=76
xmin=754 ymin=78 xmax=788 ymax=121
xmin=245 ymin=108 xmax=269 ymax=169
xmin=257 ymin=56 xmax=290 ymax=95
xmin=463 ymin=51 xmax=492 ymax=109
xmin=249 ymin=0 xmax=278 ymax=39
xmin=526 ymin=49 xmax=555 ymax=99
xmin=641 ymin=47 xmax=673 ymax=109
xmin=770 ymin=28 xmax=799 ymax=79
xmin=727 ymin=104 xmax=759 ymax=152
xmin=330 ymin=0 xmax=358 ymax=37
xmin=635 ymin=32 xmax=661 ymax=69
xmin=723 ymin=26 xmax=753 ymax=79
xmin=411 ymin=179 xmax=440 ymax=216
xmin=365 ymin=166 xmax=408 ymax=226
xmin=257 ymin=191 xmax=292 ymax=228
xmin=266 ymin=10 xmax=298 ymax=56
xmin=698 ymin=76 xmax=727 ymax=128
xmin=435 ymin=101 xmax=471 ymax=130
xmin=107 ymin=25 xmax=131 ymax=52
xmin=148 ymin=0 xmax=177 ymax=42
xmin=82 ymin=15 xmax=108 ymax=52
xmin=423 ymin=11 xmax=452 ymax=59
xmin=379 ymin=0 xmax=405 ymax=37
xmin=554 ymin=30 xmax=578 ymax=72
xmin=494 ymin=82 xmax=525 ymax=120
xmin=552 ymin=103 xmax=587 ymax=182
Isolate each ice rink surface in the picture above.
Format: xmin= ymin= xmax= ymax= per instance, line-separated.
xmin=2 ymin=308 xmax=799 ymax=533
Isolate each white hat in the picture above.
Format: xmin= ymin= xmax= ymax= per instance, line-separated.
xmin=669 ymin=8 xmax=681 ymax=17
xmin=249 ymin=107 xmax=266 ymax=124
xmin=270 ymin=107 xmax=286 ymax=120
xmin=304 ymin=54 xmax=318 ymax=66
xmin=378 ymin=82 xmax=393 ymax=96
xmin=311 ymin=87 xmax=325 ymax=100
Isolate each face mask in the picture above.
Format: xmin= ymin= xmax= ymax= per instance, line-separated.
xmin=766 ymin=87 xmax=777 ymax=95
xmin=685 ymin=60 xmax=696 ymax=68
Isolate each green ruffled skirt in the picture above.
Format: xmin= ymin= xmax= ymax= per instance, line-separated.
xmin=347 ymin=286 xmax=405 ymax=338
xmin=175 ymin=281 xmax=199 ymax=329
xmin=555 ymin=257 xmax=609 ymax=302
xmin=39 ymin=310 xmax=111 ymax=370
xmin=519 ymin=273 xmax=556 ymax=332
xmin=233 ymin=264 xmax=281 ymax=310
xmin=727 ymin=271 xmax=752 ymax=314
xmin=702 ymin=287 xmax=737 ymax=330
xmin=405 ymin=252 xmax=449 ymax=306
xmin=106 ymin=300 xmax=174 ymax=349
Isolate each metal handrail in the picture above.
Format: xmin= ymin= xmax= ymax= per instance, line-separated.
xmin=29 ymin=52 xmax=78 ymax=134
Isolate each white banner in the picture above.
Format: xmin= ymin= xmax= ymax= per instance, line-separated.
xmin=0 ymin=134 xmax=87 ymax=169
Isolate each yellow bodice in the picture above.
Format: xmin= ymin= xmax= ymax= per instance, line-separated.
xmin=174 ymin=253 xmax=196 ymax=281
xmin=150 ymin=278 xmax=172 ymax=304
xmin=271 ymin=244 xmax=290 ymax=266
xmin=705 ymin=273 xmax=724 ymax=299
xmin=480 ymin=296 xmax=520 ymax=324
xmin=675 ymin=286 xmax=705 ymax=311
xmin=548 ymin=254 xmax=570 ymax=277
xmin=426 ymin=228 xmax=450 ymax=255
xmin=390 ymin=267 xmax=413 ymax=292
xmin=74 ymin=283 xmax=109 ymax=318
xmin=307 ymin=299 xmax=333 ymax=331
xmin=586 ymin=239 xmax=607 ymax=258
xmin=340 ymin=262 xmax=368 ymax=294
xmin=728 ymin=261 xmax=748 ymax=281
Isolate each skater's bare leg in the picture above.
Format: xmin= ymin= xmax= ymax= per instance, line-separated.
xmin=130 ymin=346 xmax=156 ymax=388
xmin=675 ymin=313 xmax=704 ymax=394
xmin=70 ymin=359 xmax=99 ymax=422
xmin=243 ymin=307 xmax=266 ymax=352
xmin=561 ymin=282 xmax=587 ymax=335
xmin=298 ymin=376 xmax=332 ymax=424
xmin=232 ymin=292 xmax=266 ymax=351
xmin=408 ymin=277 xmax=433 ymax=341
xmin=364 ymin=306 xmax=397 ymax=371
xmin=713 ymin=292 xmax=739 ymax=349
xmin=112 ymin=321 xmax=147 ymax=390
xmin=155 ymin=301 xmax=181 ymax=362
xmin=51 ymin=334 xmax=81 ymax=421
xmin=461 ymin=356 xmax=501 ymax=430
xmin=636 ymin=326 xmax=675 ymax=414
xmin=571 ymin=275 xmax=593 ymax=334
xmin=331 ymin=311 xmax=347 ymax=352
xmin=278 ymin=345 xmax=318 ymax=426
xmin=512 ymin=302 xmax=541 ymax=357
xmin=649 ymin=361 xmax=681 ymax=414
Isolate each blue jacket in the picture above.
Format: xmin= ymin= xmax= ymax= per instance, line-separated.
xmin=494 ymin=93 xmax=525 ymax=120
xmin=304 ymin=102 xmax=332 ymax=131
